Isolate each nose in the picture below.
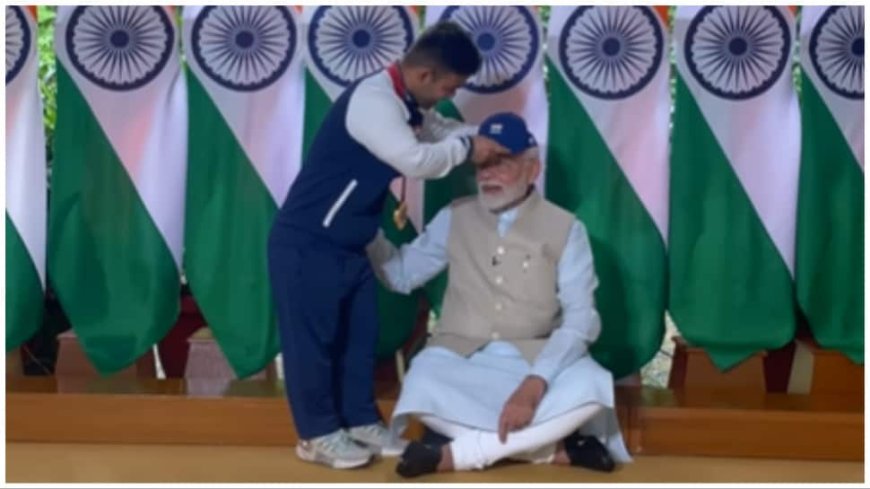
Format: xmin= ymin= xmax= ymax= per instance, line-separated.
xmin=478 ymin=164 xmax=497 ymax=179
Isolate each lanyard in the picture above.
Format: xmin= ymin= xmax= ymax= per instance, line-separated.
xmin=387 ymin=62 xmax=416 ymax=231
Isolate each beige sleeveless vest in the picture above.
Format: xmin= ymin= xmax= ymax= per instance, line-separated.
xmin=428 ymin=191 xmax=575 ymax=363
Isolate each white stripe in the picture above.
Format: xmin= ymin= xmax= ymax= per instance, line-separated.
xmin=6 ymin=7 xmax=46 ymax=286
xmin=323 ymin=179 xmax=358 ymax=228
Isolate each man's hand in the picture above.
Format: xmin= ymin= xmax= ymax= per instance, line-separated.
xmin=469 ymin=135 xmax=509 ymax=165
xmin=498 ymin=375 xmax=548 ymax=443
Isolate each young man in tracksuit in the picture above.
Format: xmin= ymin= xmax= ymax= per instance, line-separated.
xmin=268 ymin=22 xmax=507 ymax=469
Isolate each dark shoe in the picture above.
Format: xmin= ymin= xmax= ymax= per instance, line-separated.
xmin=395 ymin=441 xmax=442 ymax=478
xmin=563 ymin=432 xmax=615 ymax=472
xmin=420 ymin=426 xmax=452 ymax=447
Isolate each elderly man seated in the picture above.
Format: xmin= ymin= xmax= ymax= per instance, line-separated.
xmin=366 ymin=112 xmax=631 ymax=477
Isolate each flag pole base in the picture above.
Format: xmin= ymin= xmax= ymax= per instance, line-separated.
xmin=183 ymin=327 xmax=277 ymax=396
xmin=7 ymin=347 xmax=24 ymax=379
xmin=787 ymin=336 xmax=863 ymax=398
xmin=56 ymin=330 xmax=156 ymax=379
xmin=667 ymin=335 xmax=767 ymax=393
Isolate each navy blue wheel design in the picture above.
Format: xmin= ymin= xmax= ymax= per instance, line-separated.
xmin=192 ymin=7 xmax=296 ymax=92
xmin=685 ymin=6 xmax=790 ymax=100
xmin=810 ymin=6 xmax=863 ymax=100
xmin=558 ymin=6 xmax=663 ymax=100
xmin=6 ymin=6 xmax=31 ymax=84
xmin=308 ymin=6 xmax=414 ymax=87
xmin=66 ymin=6 xmax=174 ymax=91
xmin=440 ymin=6 xmax=539 ymax=94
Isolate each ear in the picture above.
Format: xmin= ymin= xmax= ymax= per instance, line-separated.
xmin=417 ymin=66 xmax=436 ymax=84
xmin=528 ymin=158 xmax=542 ymax=183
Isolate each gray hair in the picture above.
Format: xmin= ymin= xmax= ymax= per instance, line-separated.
xmin=520 ymin=146 xmax=540 ymax=162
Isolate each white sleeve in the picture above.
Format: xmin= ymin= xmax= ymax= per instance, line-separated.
xmin=346 ymin=83 xmax=471 ymax=179
xmin=418 ymin=109 xmax=478 ymax=142
xmin=529 ymin=220 xmax=602 ymax=386
xmin=365 ymin=207 xmax=452 ymax=295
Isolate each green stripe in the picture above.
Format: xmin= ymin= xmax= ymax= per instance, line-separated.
xmin=6 ymin=214 xmax=43 ymax=351
xmin=795 ymin=75 xmax=864 ymax=363
xmin=185 ymin=70 xmax=280 ymax=378
xmin=669 ymin=73 xmax=796 ymax=370
xmin=377 ymin=192 xmax=427 ymax=357
xmin=546 ymin=60 xmax=666 ymax=379
xmin=301 ymin=70 xmax=332 ymax=163
xmin=303 ymin=77 xmax=423 ymax=358
xmin=48 ymin=63 xmax=179 ymax=374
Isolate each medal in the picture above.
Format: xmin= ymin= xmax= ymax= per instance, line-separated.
xmin=393 ymin=201 xmax=408 ymax=231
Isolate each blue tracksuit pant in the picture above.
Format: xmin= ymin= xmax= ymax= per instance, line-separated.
xmin=267 ymin=232 xmax=382 ymax=440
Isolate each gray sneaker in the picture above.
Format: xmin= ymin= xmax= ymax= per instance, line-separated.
xmin=347 ymin=422 xmax=409 ymax=457
xmin=295 ymin=429 xmax=372 ymax=469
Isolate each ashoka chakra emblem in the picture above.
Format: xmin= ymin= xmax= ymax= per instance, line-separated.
xmin=559 ymin=6 xmax=663 ymax=99
xmin=440 ymin=6 xmax=539 ymax=94
xmin=685 ymin=6 xmax=791 ymax=100
xmin=810 ymin=6 xmax=863 ymax=100
xmin=6 ymin=6 xmax=31 ymax=85
xmin=66 ymin=6 xmax=174 ymax=91
xmin=308 ymin=6 xmax=414 ymax=87
xmin=192 ymin=7 xmax=296 ymax=92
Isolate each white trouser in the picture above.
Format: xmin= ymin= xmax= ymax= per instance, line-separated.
xmin=419 ymin=403 xmax=602 ymax=471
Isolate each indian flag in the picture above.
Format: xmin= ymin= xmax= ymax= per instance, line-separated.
xmin=302 ymin=6 xmax=424 ymax=358
xmin=422 ymin=6 xmax=547 ymax=312
xmin=6 ymin=6 xmax=46 ymax=351
xmin=182 ymin=6 xmax=304 ymax=378
xmin=670 ymin=6 xmax=800 ymax=370
xmin=50 ymin=6 xmax=187 ymax=373
xmin=796 ymin=6 xmax=864 ymax=363
xmin=545 ymin=6 xmax=669 ymax=379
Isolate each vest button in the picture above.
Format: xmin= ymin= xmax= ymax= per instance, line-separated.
xmin=491 ymin=332 xmax=501 ymax=340
xmin=494 ymin=302 xmax=503 ymax=311
xmin=495 ymin=275 xmax=504 ymax=285
xmin=496 ymin=246 xmax=505 ymax=255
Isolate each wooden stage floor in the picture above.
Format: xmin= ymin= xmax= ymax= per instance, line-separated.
xmin=7 ymin=442 xmax=864 ymax=483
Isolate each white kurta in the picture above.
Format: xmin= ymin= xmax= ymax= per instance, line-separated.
xmin=367 ymin=202 xmax=631 ymax=463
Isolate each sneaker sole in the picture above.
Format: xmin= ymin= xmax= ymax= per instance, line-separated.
xmin=295 ymin=445 xmax=371 ymax=469
xmin=348 ymin=439 xmax=408 ymax=458
xmin=381 ymin=445 xmax=406 ymax=458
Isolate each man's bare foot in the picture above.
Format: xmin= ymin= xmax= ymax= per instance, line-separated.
xmin=553 ymin=440 xmax=571 ymax=465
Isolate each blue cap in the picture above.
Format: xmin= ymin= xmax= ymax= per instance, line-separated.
xmin=478 ymin=112 xmax=537 ymax=155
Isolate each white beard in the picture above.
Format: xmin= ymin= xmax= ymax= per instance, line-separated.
xmin=477 ymin=182 xmax=529 ymax=213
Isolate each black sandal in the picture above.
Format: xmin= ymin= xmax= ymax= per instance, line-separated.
xmin=395 ymin=441 xmax=443 ymax=478
xmin=563 ymin=432 xmax=615 ymax=472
